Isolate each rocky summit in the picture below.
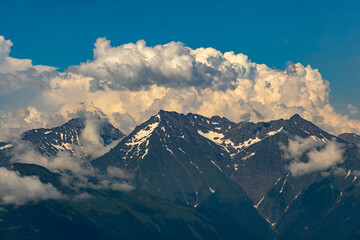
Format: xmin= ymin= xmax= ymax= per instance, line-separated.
xmin=1 ymin=111 xmax=360 ymax=239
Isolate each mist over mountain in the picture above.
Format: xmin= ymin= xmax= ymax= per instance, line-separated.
xmin=2 ymin=0 xmax=360 ymax=238
xmin=0 ymin=110 xmax=360 ymax=239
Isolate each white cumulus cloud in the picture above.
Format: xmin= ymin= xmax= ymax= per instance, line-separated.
xmin=0 ymin=106 xmax=65 ymax=141
xmin=1 ymin=35 xmax=360 ymax=138
xmin=0 ymin=36 xmax=12 ymax=65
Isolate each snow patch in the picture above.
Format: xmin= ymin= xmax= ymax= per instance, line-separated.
xmin=197 ymin=130 xmax=225 ymax=145
xmin=198 ymin=130 xmax=263 ymax=157
xmin=178 ymin=148 xmax=186 ymax=154
xmin=49 ymin=142 xmax=74 ymax=153
xmin=284 ymin=205 xmax=289 ymax=212
xmin=141 ymin=148 xmax=149 ymax=159
xmin=320 ymin=134 xmax=328 ymax=142
xmin=126 ymin=122 xmax=159 ymax=146
xmin=280 ymin=174 xmax=288 ymax=193
xmin=266 ymin=127 xmax=283 ymax=136
xmin=0 ymin=144 xmax=13 ymax=150
xmin=274 ymin=176 xmax=282 ymax=185
xmin=345 ymin=170 xmax=351 ymax=179
xmin=234 ymin=164 xmax=239 ymax=171
xmin=310 ymin=135 xmax=321 ymax=142
xmin=353 ymin=176 xmax=357 ymax=183
xmin=254 ymin=196 xmax=264 ymax=209
xmin=211 ymin=160 xmax=223 ymax=172
xmin=165 ymin=146 xmax=175 ymax=156
xmin=227 ymin=137 xmax=262 ymax=150
xmin=264 ymin=218 xmax=276 ymax=227
xmin=242 ymin=152 xmax=255 ymax=160
xmin=190 ymin=161 xmax=201 ymax=172
xmin=310 ymin=134 xmax=327 ymax=143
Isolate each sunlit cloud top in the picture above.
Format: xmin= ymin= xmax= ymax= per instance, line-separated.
xmin=0 ymin=35 xmax=360 ymax=141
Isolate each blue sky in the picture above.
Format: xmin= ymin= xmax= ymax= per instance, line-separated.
xmin=0 ymin=0 xmax=359 ymax=121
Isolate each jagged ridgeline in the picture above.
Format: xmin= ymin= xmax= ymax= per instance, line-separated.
xmin=1 ymin=110 xmax=360 ymax=239
xmin=22 ymin=117 xmax=125 ymax=157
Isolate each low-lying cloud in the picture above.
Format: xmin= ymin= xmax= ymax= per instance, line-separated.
xmin=77 ymin=116 xmax=121 ymax=158
xmin=6 ymin=140 xmax=134 ymax=205
xmin=10 ymin=140 xmax=94 ymax=176
xmin=0 ymin=167 xmax=63 ymax=205
xmin=7 ymin=112 xmax=121 ymax=175
xmin=107 ymin=166 xmax=133 ymax=180
xmin=283 ymin=137 xmax=345 ymax=176
xmin=60 ymin=167 xmax=134 ymax=192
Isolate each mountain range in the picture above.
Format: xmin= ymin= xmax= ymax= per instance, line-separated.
xmin=1 ymin=110 xmax=360 ymax=239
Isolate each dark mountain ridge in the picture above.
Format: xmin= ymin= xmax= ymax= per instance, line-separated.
xmin=22 ymin=117 xmax=125 ymax=157
xmin=2 ymin=110 xmax=360 ymax=239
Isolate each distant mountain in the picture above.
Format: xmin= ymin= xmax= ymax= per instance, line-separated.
xmin=92 ymin=110 xmax=360 ymax=239
xmin=229 ymin=114 xmax=334 ymax=201
xmin=92 ymin=110 xmax=274 ymax=238
xmin=3 ymin=110 xmax=360 ymax=239
xmin=92 ymin=111 xmax=336 ymax=205
xmin=94 ymin=111 xmax=233 ymax=204
xmin=338 ymin=133 xmax=360 ymax=145
xmin=22 ymin=118 xmax=125 ymax=157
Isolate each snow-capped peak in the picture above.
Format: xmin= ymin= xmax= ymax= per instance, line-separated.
xmin=126 ymin=121 xmax=159 ymax=147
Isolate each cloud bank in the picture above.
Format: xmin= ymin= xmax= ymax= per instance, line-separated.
xmin=0 ymin=35 xmax=360 ymax=139
xmin=0 ymin=36 xmax=56 ymax=93
xmin=0 ymin=167 xmax=63 ymax=205
xmin=283 ymin=137 xmax=345 ymax=176
xmin=10 ymin=142 xmax=93 ymax=176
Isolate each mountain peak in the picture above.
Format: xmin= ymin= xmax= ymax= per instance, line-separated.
xmin=157 ymin=109 xmax=183 ymax=118
xmin=289 ymin=113 xmax=303 ymax=121
xmin=288 ymin=113 xmax=312 ymax=126
xmin=22 ymin=117 xmax=124 ymax=157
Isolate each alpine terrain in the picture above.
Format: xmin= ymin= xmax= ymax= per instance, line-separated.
xmin=1 ymin=110 xmax=360 ymax=239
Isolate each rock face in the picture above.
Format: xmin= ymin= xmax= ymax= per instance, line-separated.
xmin=2 ymin=110 xmax=360 ymax=239
xmin=92 ymin=110 xmax=360 ymax=239
xmin=92 ymin=111 xmax=274 ymax=238
xmin=92 ymin=111 xmax=335 ymax=204
xmin=22 ymin=118 xmax=125 ymax=157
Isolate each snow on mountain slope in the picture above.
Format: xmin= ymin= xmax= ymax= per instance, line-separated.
xmin=22 ymin=118 xmax=125 ymax=158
